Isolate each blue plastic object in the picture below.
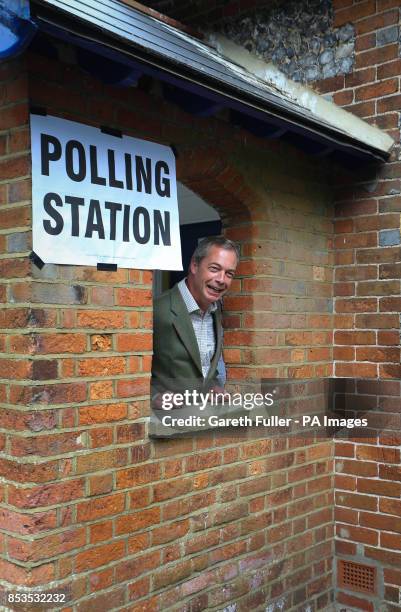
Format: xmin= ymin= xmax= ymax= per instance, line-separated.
xmin=0 ymin=0 xmax=37 ymax=59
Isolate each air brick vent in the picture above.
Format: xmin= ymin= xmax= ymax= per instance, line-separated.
xmin=338 ymin=560 xmax=376 ymax=594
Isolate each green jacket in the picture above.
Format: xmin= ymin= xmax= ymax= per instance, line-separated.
xmin=151 ymin=284 xmax=223 ymax=396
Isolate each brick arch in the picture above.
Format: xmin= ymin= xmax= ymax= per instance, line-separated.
xmin=176 ymin=146 xmax=256 ymax=225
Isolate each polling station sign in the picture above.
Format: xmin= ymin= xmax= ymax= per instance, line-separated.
xmin=30 ymin=114 xmax=182 ymax=270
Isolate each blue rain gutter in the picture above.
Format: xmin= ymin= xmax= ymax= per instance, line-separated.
xmin=0 ymin=0 xmax=37 ymax=59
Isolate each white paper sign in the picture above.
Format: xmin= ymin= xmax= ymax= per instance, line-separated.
xmin=30 ymin=114 xmax=182 ymax=270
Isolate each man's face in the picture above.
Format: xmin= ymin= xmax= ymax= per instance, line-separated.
xmin=187 ymin=246 xmax=237 ymax=311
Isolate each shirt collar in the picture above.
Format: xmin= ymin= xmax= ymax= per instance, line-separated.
xmin=178 ymin=278 xmax=218 ymax=315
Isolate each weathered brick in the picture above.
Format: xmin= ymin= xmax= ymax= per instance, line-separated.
xmin=8 ymin=479 xmax=85 ymax=508
xmin=115 ymin=288 xmax=152 ymax=306
xmin=76 ymin=448 xmax=128 ymax=474
xmin=79 ymin=403 xmax=127 ymax=425
xmin=334 ymin=0 xmax=376 ymax=26
xmin=76 ymin=310 xmax=125 ymax=329
xmin=116 ymin=332 xmax=152 ymax=352
xmin=75 ymin=541 xmax=125 ymax=572
xmin=11 ymin=431 xmax=85 ymax=457
xmin=78 ymin=357 xmax=126 ymax=377
xmin=77 ymin=493 xmax=125 ymax=522
xmin=115 ymin=507 xmax=161 ymax=535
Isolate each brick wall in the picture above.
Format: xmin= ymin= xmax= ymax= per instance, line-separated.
xmin=0 ymin=41 xmax=336 ymax=610
xmin=313 ymin=0 xmax=401 ymax=609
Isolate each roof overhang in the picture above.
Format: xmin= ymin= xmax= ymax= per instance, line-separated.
xmin=22 ymin=0 xmax=395 ymax=164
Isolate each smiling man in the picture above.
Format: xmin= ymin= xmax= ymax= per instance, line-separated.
xmin=151 ymin=236 xmax=239 ymax=408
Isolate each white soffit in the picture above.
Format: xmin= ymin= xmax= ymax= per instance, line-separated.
xmin=208 ymin=34 xmax=394 ymax=157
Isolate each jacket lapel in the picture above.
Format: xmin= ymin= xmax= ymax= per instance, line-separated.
xmin=170 ymin=285 xmax=203 ymax=376
xmin=207 ymin=305 xmax=223 ymax=382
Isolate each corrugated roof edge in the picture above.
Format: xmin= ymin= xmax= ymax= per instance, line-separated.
xmin=207 ymin=33 xmax=394 ymax=157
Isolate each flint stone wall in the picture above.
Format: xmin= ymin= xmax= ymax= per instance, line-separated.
xmin=216 ymin=0 xmax=355 ymax=83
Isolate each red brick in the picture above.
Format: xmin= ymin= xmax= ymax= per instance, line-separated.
xmin=91 ymin=286 xmax=113 ymax=306
xmin=336 ymin=492 xmax=378 ymax=511
xmin=378 ymin=93 xmax=401 ymax=113
xmin=115 ymin=507 xmax=161 ymax=535
xmin=0 ymin=507 xmax=57 ymax=535
xmin=380 ymin=297 xmax=401 ymax=312
xmin=153 ymin=478 xmax=192 ymax=502
xmin=333 ymin=89 xmax=354 ymax=106
xmin=337 ymin=590 xmax=374 ymax=612
xmin=88 ymin=474 xmax=113 ymax=497
xmin=365 ymin=545 xmax=401 ymax=568
xmin=185 ymin=450 xmax=222 ymax=472
xmin=356 ymin=445 xmax=400 ymax=463
xmin=89 ymin=380 xmax=113 ymax=400
xmin=151 ymin=519 xmax=189 ymax=545
xmin=356 ymin=347 xmax=400 ymax=362
xmin=356 ymin=8 xmax=399 ymax=34
xmin=377 ymin=0 xmax=401 ymax=9
xmin=77 ymin=493 xmax=125 ymax=522
xmin=334 ymin=283 xmax=355 ymax=297
xmin=335 ymin=474 xmax=356 ymax=490
xmin=11 ymin=431 xmax=85 ymax=457
xmin=116 ymin=423 xmax=145 ymax=444
xmin=356 ymin=313 xmax=399 ymax=328
xmin=128 ymin=577 xmax=150 ymax=600
xmin=378 ymin=59 xmax=401 ymax=79
xmin=116 ymin=333 xmax=152 ymax=352
xmin=79 ymin=403 xmax=127 ymax=425
xmin=89 ymin=566 xmax=114 ymax=591
xmin=380 ymin=465 xmax=401 ymax=482
xmin=360 ymin=511 xmax=401 ymax=533
xmin=75 ymin=541 xmax=125 ymax=572
xmin=358 ymin=246 xmax=399 ymax=264
xmin=116 ymin=463 xmax=160 ymax=489
xmin=335 ymin=219 xmax=354 ymax=233
xmin=384 ymin=568 xmax=401 ymax=586
xmin=355 ymin=32 xmax=376 ymax=53
xmin=336 ymin=265 xmax=377 ymax=281
xmin=76 ymin=448 xmax=128 ymax=474
xmin=76 ymin=310 xmax=125 ymax=328
xmin=345 ymin=67 xmax=376 ymax=88
xmin=114 ymin=550 xmax=160 ymax=582
xmin=34 ymin=333 xmax=87 ymax=354
xmin=116 ymin=377 xmax=150 ymax=398
xmin=165 ymin=491 xmax=216 ymax=521
xmin=335 ymin=298 xmax=377 ymax=313
xmin=344 ymin=100 xmax=375 ymax=119
xmin=78 ymin=357 xmax=126 ymax=377
xmin=358 ymin=477 xmax=401 ymax=497
xmin=315 ymin=74 xmax=345 ymax=93
xmin=356 ymin=78 xmax=399 ymax=101
xmin=333 ymin=346 xmax=354 ymax=360
xmin=334 ymin=0 xmax=376 ymax=26
xmin=8 ymin=479 xmax=84 ymax=508
xmin=0 ymin=205 xmax=30 ymax=229
xmin=115 ymin=288 xmax=152 ymax=306
xmin=0 ymin=358 xmax=31 ymax=379
xmin=9 ymin=528 xmax=86 ymax=562
xmin=356 ymin=43 xmax=398 ymax=71
xmin=335 ymin=330 xmax=376 ymax=344
xmin=337 ymin=523 xmax=378 ymax=546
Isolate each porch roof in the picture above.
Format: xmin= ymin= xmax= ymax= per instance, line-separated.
xmin=30 ymin=0 xmax=394 ymax=164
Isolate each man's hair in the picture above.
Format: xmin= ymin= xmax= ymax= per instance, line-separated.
xmin=191 ymin=236 xmax=240 ymax=265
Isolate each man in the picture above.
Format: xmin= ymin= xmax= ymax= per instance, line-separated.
xmin=151 ymin=236 xmax=239 ymax=408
